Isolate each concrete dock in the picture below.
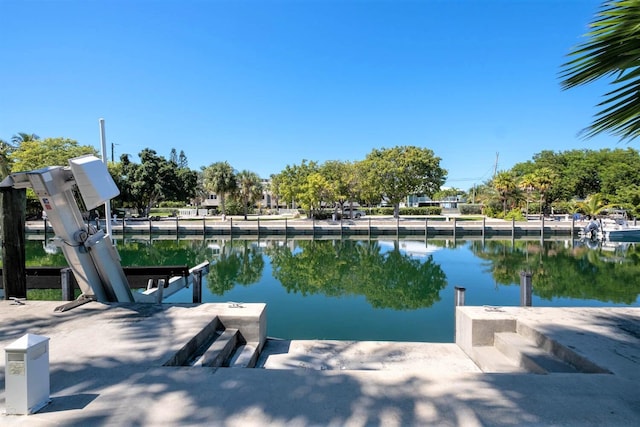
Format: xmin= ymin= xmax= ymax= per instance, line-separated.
xmin=1 ymin=301 xmax=638 ymax=426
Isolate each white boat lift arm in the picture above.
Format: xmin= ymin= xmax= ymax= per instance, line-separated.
xmin=0 ymin=155 xmax=134 ymax=302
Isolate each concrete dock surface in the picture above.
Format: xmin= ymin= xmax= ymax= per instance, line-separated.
xmin=0 ymin=301 xmax=638 ymax=426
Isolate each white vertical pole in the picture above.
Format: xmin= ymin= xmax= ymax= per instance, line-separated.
xmin=99 ymin=118 xmax=113 ymax=237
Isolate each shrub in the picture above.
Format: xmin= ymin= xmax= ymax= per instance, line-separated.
xmin=459 ymin=204 xmax=483 ymax=215
xmin=373 ymin=207 xmax=395 ymax=215
xmin=158 ymin=201 xmax=184 ymax=208
xmin=398 ymin=207 xmax=442 ymax=216
xmin=504 ymin=209 xmax=525 ymax=221
xmin=483 ymin=206 xmax=497 ymax=218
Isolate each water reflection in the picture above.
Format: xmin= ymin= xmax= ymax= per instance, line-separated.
xmin=208 ymin=240 xmax=265 ymax=294
xmin=471 ymin=239 xmax=640 ymax=304
xmin=263 ymin=240 xmax=447 ymax=310
xmin=16 ymin=236 xmax=640 ymax=306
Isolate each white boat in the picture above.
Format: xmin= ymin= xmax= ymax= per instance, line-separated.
xmin=583 ymin=218 xmax=640 ymax=241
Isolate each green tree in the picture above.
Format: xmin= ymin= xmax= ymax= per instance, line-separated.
xmin=268 ymin=173 xmax=281 ymax=210
xmin=518 ymin=173 xmax=537 ymax=216
xmin=577 ymin=193 xmax=609 ymax=217
xmin=492 ymin=171 xmax=517 ymax=214
xmin=319 ymin=160 xmax=354 ymax=215
xmin=121 ymin=149 xmax=185 ymax=215
xmin=9 ymin=137 xmax=97 ymax=172
xmin=277 ymin=160 xmax=319 ymax=213
xmin=11 ymin=132 xmax=39 ymax=145
xmin=203 ymin=161 xmax=237 ymax=217
xmin=236 ymin=170 xmax=263 ymax=219
xmin=561 ymin=0 xmax=640 ymax=140
xmin=532 ymin=167 xmax=557 ymax=216
xmin=361 ymin=146 xmax=447 ymax=218
xmin=355 ymin=160 xmax=382 ymax=209
xmin=0 ymin=138 xmax=14 ymax=179
xmin=299 ymin=172 xmax=331 ymax=218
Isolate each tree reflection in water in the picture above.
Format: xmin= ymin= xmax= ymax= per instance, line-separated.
xmin=471 ymin=239 xmax=640 ymax=304
xmin=265 ymin=239 xmax=448 ymax=310
xmin=19 ymin=237 xmax=640 ymax=307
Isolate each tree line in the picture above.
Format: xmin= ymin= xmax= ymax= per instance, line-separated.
xmin=4 ymin=132 xmax=640 ymax=220
xmin=477 ymin=148 xmax=640 ymax=219
xmin=0 ymin=135 xmax=448 ymax=219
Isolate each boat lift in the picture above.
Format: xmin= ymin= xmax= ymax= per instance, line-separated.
xmin=0 ymin=155 xmax=198 ymax=304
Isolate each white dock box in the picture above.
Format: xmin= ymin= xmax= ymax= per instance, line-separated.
xmin=4 ymin=333 xmax=50 ymax=415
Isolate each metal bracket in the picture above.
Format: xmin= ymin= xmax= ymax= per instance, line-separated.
xmin=54 ymin=295 xmax=96 ymax=312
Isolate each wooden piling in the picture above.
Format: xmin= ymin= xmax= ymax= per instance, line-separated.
xmin=1 ymin=188 xmax=27 ymax=299
xmin=61 ymin=268 xmax=74 ymax=301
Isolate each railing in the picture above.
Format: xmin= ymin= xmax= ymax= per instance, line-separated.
xmin=1 ymin=264 xmax=210 ymax=304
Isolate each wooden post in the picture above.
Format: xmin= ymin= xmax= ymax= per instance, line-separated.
xmin=192 ymin=268 xmax=203 ymax=303
xmin=155 ymin=278 xmax=165 ymax=303
xmin=61 ymin=268 xmax=74 ymax=301
xmin=452 ymin=217 xmax=457 ymax=240
xmin=454 ymin=286 xmax=466 ymax=306
xmin=520 ymin=271 xmax=533 ymax=307
xmin=1 ymin=188 xmax=27 ymax=299
xmin=453 ymin=285 xmax=466 ymax=342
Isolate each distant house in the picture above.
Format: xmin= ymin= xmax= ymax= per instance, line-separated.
xmin=404 ymin=194 xmax=466 ymax=209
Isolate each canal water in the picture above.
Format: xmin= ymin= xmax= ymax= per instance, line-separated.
xmin=19 ymin=236 xmax=640 ymax=342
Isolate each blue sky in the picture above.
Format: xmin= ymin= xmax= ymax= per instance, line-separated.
xmin=0 ymin=0 xmax=624 ymax=189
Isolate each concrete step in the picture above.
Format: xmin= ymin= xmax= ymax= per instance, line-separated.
xmin=469 ymin=346 xmax=529 ymax=374
xmin=494 ymin=332 xmax=579 ymax=374
xmin=198 ymin=328 xmax=240 ymax=368
xmin=228 ymin=342 xmax=259 ymax=368
xmin=515 ymin=322 xmax=611 ymax=374
xmin=163 ymin=316 xmax=222 ymax=366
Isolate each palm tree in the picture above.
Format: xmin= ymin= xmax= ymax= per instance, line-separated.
xmin=0 ymin=138 xmax=14 ymax=179
xmin=202 ymin=161 xmax=237 ymax=217
xmin=532 ymin=168 xmax=556 ymax=217
xmin=492 ymin=171 xmax=517 ymax=214
xmin=11 ymin=132 xmax=39 ymax=144
xmin=236 ymin=170 xmax=263 ymax=220
xmin=577 ymin=193 xmax=609 ymax=217
xmin=561 ymin=1 xmax=640 ymax=140
xmin=519 ymin=173 xmax=537 ymax=217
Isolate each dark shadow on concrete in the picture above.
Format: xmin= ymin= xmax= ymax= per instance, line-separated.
xmin=39 ymin=393 xmax=99 ymax=412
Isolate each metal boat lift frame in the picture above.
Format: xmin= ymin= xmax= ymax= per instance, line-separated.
xmin=1 ymin=155 xmax=135 ymax=302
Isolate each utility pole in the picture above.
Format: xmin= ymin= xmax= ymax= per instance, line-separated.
xmin=111 ymin=142 xmax=119 ymax=162
xmin=493 ymin=152 xmax=499 ymax=179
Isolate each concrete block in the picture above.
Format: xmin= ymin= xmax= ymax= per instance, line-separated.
xmin=456 ymin=306 xmax=516 ymax=356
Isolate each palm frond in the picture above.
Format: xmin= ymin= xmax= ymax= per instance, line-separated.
xmin=561 ymin=0 xmax=640 ymax=140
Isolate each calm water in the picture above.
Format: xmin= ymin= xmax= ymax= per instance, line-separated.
xmin=19 ymin=236 xmax=640 ymax=342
